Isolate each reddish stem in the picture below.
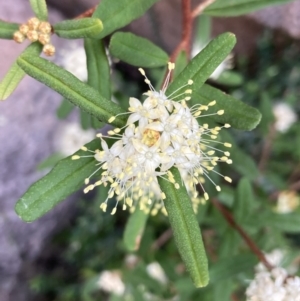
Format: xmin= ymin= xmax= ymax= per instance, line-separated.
xmin=210 ymin=198 xmax=273 ymax=271
xmin=75 ymin=5 xmax=97 ymax=19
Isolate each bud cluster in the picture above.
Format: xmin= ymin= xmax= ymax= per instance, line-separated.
xmin=13 ymin=17 xmax=55 ymax=56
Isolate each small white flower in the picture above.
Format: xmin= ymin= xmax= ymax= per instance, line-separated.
xmin=273 ymin=102 xmax=297 ymax=133
xmin=97 ymin=270 xmax=125 ymax=296
xmin=146 ymin=262 xmax=168 ymax=285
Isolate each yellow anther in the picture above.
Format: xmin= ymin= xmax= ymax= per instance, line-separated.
xmin=217 ymin=110 xmax=224 ymax=115
xmin=175 ymin=183 xmax=180 ymax=189
xmin=138 ymin=68 xmax=145 ymax=76
xmin=204 ymin=192 xmax=209 ymax=200
xmin=81 ymin=146 xmax=87 ymax=151
xmin=216 ymin=185 xmax=221 ymax=192
xmin=168 ymin=62 xmax=175 ymax=70
xmin=100 ymin=203 xmax=107 ymax=212
xmin=225 ymin=176 xmax=232 ymax=183
xmin=224 ymin=123 xmax=231 ymax=128
xmin=188 ymin=79 xmax=193 ymax=85
xmin=108 ymin=116 xmax=115 ymax=123
xmin=207 ymin=151 xmax=215 ymax=156
xmin=227 ymin=159 xmax=233 ymax=164
xmin=84 ymin=178 xmax=90 ymax=185
xmin=224 ymin=151 xmax=230 ymax=157
xmin=224 ymin=143 xmax=232 ymax=148
xmin=71 ymin=155 xmax=80 ymax=160
xmin=111 ymin=207 xmax=117 ymax=215
xmin=208 ymin=100 xmax=216 ymax=106
xmin=123 ymin=204 xmax=127 ymax=210
xmin=114 ymin=128 xmax=121 ymax=133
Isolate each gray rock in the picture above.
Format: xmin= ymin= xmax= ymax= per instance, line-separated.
xmin=0 ymin=2 xmax=81 ymax=300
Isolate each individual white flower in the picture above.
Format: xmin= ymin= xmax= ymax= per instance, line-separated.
xmin=55 ymin=122 xmax=95 ymax=156
xmin=273 ymin=102 xmax=297 ymax=133
xmin=97 ymin=270 xmax=125 ymax=296
xmin=146 ymin=262 xmax=168 ymax=285
xmin=275 ymin=190 xmax=299 ymax=214
xmin=73 ymin=63 xmax=232 ymax=214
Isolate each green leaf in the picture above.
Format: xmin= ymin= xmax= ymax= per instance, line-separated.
xmin=204 ymin=0 xmax=293 ymax=17
xmin=56 ymin=98 xmax=75 ymax=119
xmin=15 ymin=139 xmax=100 ymax=222
xmin=123 ymin=209 xmax=149 ymax=251
xmin=17 ymin=53 xmax=127 ymax=128
xmin=93 ymin=0 xmax=160 ymax=39
xmin=53 ymin=18 xmax=103 ymax=39
xmin=234 ymin=178 xmax=255 ymax=223
xmin=158 ymin=167 xmax=209 ymax=288
xmin=209 ymin=254 xmax=257 ymax=283
xmin=167 ymin=32 xmax=236 ymax=95
xmin=29 ymin=0 xmax=48 ymax=20
xmin=109 ymin=32 xmax=169 ymax=68
xmin=0 ymin=20 xmax=19 ymax=39
xmin=0 ymin=43 xmax=42 ymax=100
xmin=193 ymin=84 xmax=262 ymax=130
xmin=265 ymin=212 xmax=300 ymax=233
xmin=215 ymin=70 xmax=243 ymax=86
xmin=221 ymin=131 xmax=260 ymax=180
xmin=84 ymin=38 xmax=110 ymax=128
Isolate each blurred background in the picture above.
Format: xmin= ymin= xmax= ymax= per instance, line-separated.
xmin=1 ymin=0 xmax=300 ymax=300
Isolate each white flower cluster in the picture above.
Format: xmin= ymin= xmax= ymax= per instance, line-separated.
xmin=73 ymin=63 xmax=232 ymax=214
xmin=246 ymin=249 xmax=300 ymax=301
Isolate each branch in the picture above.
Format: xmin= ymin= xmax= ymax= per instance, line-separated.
xmin=210 ymin=198 xmax=273 ymax=270
xmin=151 ymin=228 xmax=173 ymax=250
xmin=258 ymin=124 xmax=276 ymax=172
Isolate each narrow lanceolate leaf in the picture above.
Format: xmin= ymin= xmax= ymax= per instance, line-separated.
xmin=15 ymin=139 xmax=101 ymax=222
xmin=53 ymin=18 xmax=103 ymax=39
xmin=192 ymin=84 xmax=262 ymax=130
xmin=17 ymin=54 xmax=127 ymax=128
xmin=0 ymin=43 xmax=42 ymax=100
xmin=234 ymin=178 xmax=254 ymax=223
xmin=123 ymin=209 xmax=149 ymax=251
xmin=93 ymin=0 xmax=160 ymax=39
xmin=84 ymin=38 xmax=110 ymax=128
xmin=29 ymin=0 xmax=48 ymax=20
xmin=204 ymin=0 xmax=293 ymax=17
xmin=158 ymin=167 xmax=209 ymax=288
xmin=109 ymin=32 xmax=169 ymax=68
xmin=265 ymin=212 xmax=300 ymax=233
xmin=167 ymin=32 xmax=236 ymax=95
xmin=84 ymin=39 xmax=111 ymax=99
xmin=0 ymin=20 xmax=19 ymax=39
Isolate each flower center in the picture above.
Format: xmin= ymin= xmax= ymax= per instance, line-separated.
xmin=145 ymin=151 xmax=153 ymax=159
xmin=142 ymin=129 xmax=160 ymax=146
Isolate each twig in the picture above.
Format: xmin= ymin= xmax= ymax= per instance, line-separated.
xmin=258 ymin=124 xmax=276 ymax=172
xmin=210 ymin=198 xmax=273 ymax=270
xmin=151 ymin=228 xmax=173 ymax=250
xmin=191 ymin=0 xmax=216 ymax=19
xmin=75 ymin=5 xmax=97 ymax=19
